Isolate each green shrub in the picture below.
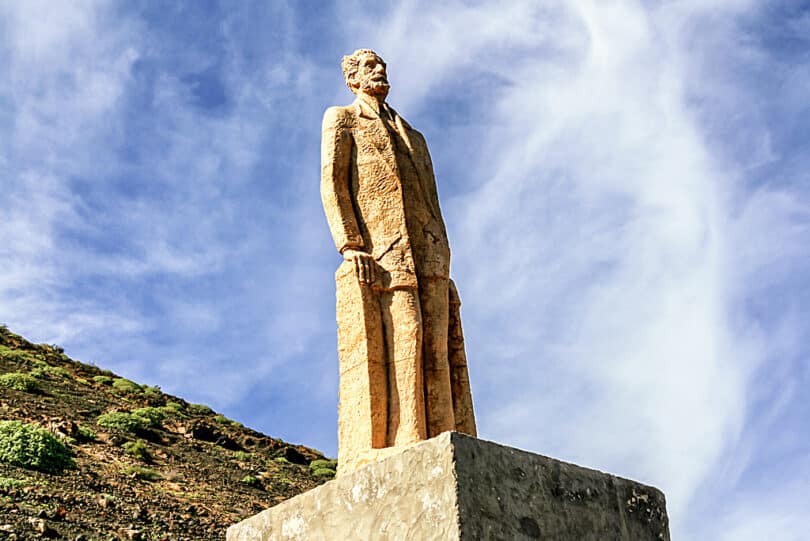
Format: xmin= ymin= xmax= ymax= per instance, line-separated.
xmin=308 ymin=459 xmax=337 ymax=472
xmin=123 ymin=466 xmax=161 ymax=482
xmin=30 ymin=364 xmax=70 ymax=379
xmin=187 ymin=403 xmax=213 ymax=416
xmin=311 ymin=468 xmax=336 ymax=478
xmin=160 ymin=404 xmax=187 ymax=420
xmin=0 ymin=421 xmax=74 ymax=473
xmin=112 ymin=378 xmax=142 ymax=394
xmin=240 ymin=475 xmax=261 ymax=487
xmin=161 ymin=401 xmax=187 ymax=418
xmin=233 ymin=451 xmax=252 ymax=461
xmin=76 ymin=425 xmax=97 ymax=442
xmin=211 ymin=414 xmax=243 ymax=427
xmin=164 ymin=401 xmax=184 ymax=412
xmin=142 ymin=385 xmax=161 ymax=398
xmin=131 ymin=407 xmax=165 ymax=428
xmin=0 ymin=476 xmax=25 ymax=490
xmin=122 ymin=440 xmax=152 ymax=463
xmin=96 ymin=412 xmax=148 ymax=434
xmin=92 ymin=375 xmax=114 ymax=385
xmin=0 ymin=372 xmax=39 ymax=392
xmin=274 ymin=457 xmax=290 ymax=465
xmin=45 ymin=365 xmax=70 ymax=378
xmin=0 ymin=346 xmax=35 ymax=363
xmin=214 ymin=414 xmax=239 ymax=425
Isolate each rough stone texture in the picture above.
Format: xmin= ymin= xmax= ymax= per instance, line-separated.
xmin=321 ymin=49 xmax=475 ymax=474
xmin=227 ymin=433 xmax=671 ymax=541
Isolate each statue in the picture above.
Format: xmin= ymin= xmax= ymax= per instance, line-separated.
xmin=321 ymin=49 xmax=476 ymax=473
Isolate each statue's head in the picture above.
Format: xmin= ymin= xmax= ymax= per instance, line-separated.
xmin=342 ymin=49 xmax=389 ymax=99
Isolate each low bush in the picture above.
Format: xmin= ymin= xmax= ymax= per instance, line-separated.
xmin=111 ymin=378 xmax=142 ymax=394
xmin=309 ymin=459 xmax=338 ymax=472
xmin=214 ymin=414 xmax=241 ymax=426
xmin=311 ymin=468 xmax=336 ymax=478
xmin=164 ymin=401 xmax=184 ymax=412
xmin=123 ymin=466 xmax=161 ymax=482
xmin=96 ymin=412 xmax=148 ymax=434
xmin=187 ymin=403 xmax=213 ymax=416
xmin=233 ymin=451 xmax=252 ymax=462
xmin=76 ymin=425 xmax=97 ymax=442
xmin=0 ymin=372 xmax=39 ymax=392
xmin=30 ymin=365 xmax=70 ymax=379
xmin=240 ymin=475 xmax=261 ymax=487
xmin=0 ymin=421 xmax=74 ymax=473
xmin=122 ymin=440 xmax=152 ymax=463
xmin=92 ymin=375 xmax=114 ymax=385
xmin=0 ymin=476 xmax=25 ymax=490
xmin=0 ymin=346 xmax=35 ymax=363
xmin=161 ymin=402 xmax=187 ymax=419
xmin=142 ymin=385 xmax=162 ymax=398
xmin=131 ymin=407 xmax=165 ymax=428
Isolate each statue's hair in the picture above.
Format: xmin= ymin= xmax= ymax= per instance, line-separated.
xmin=341 ymin=49 xmax=381 ymax=91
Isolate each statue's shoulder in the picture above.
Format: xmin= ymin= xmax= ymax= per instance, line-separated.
xmin=322 ymin=104 xmax=356 ymax=129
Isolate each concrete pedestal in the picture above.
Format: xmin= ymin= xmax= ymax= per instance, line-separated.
xmin=227 ymin=432 xmax=670 ymax=541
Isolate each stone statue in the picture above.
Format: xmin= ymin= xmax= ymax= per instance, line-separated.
xmin=321 ymin=49 xmax=476 ymax=473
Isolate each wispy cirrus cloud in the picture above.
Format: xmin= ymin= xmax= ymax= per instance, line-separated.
xmin=2 ymin=2 xmax=808 ymax=538
xmin=345 ymin=0 xmax=810 ymax=537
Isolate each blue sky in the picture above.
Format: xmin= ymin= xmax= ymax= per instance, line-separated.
xmin=1 ymin=1 xmax=808 ymax=538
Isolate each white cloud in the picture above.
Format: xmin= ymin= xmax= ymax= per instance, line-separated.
xmin=0 ymin=2 xmax=352 ymax=452
xmin=2 ymin=1 xmax=807 ymax=536
xmin=349 ymin=0 xmax=810 ymax=536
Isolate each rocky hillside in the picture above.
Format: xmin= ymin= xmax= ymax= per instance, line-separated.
xmin=0 ymin=326 xmax=334 ymax=540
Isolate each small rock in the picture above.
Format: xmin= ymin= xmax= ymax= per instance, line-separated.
xmin=131 ymin=505 xmax=147 ymax=520
xmin=122 ymin=527 xmax=142 ymax=540
xmin=27 ymin=517 xmax=60 ymax=538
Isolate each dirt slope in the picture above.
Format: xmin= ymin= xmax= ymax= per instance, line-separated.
xmin=0 ymin=326 xmax=331 ymax=540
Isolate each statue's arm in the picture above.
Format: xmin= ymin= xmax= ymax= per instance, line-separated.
xmin=321 ymin=107 xmax=364 ymax=254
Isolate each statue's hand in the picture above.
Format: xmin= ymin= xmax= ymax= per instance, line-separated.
xmin=343 ymin=249 xmax=376 ymax=285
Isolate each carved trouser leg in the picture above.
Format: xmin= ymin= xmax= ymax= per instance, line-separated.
xmin=449 ymin=279 xmax=476 ymax=436
xmin=336 ymin=263 xmax=476 ymax=473
xmin=335 ymin=262 xmax=387 ymax=473
xmin=419 ymin=277 xmax=456 ymax=437
xmin=379 ymin=288 xmax=427 ymax=447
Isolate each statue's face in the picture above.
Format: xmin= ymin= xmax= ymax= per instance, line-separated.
xmin=353 ymin=53 xmax=389 ymax=98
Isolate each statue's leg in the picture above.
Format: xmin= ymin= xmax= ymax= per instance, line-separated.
xmin=420 ymin=277 xmax=456 ymax=438
xmin=335 ymin=261 xmax=387 ymax=473
xmin=449 ymin=279 xmax=477 ymax=436
xmin=380 ymin=288 xmax=427 ymax=447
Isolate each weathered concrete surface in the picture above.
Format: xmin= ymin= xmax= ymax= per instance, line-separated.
xmin=453 ymin=435 xmax=670 ymax=540
xmin=227 ymin=432 xmax=670 ymax=541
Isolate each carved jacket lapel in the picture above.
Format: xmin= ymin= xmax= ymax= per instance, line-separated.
xmin=354 ymin=99 xmax=399 ymax=180
xmin=388 ymin=106 xmax=442 ymax=221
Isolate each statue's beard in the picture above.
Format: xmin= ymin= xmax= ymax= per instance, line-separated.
xmin=360 ymin=77 xmax=390 ymax=97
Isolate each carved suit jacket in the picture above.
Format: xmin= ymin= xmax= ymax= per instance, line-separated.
xmin=321 ymin=97 xmax=450 ymax=290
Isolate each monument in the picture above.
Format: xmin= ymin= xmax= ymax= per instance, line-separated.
xmin=227 ymin=50 xmax=670 ymax=540
xmin=320 ymin=48 xmax=476 ymax=473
